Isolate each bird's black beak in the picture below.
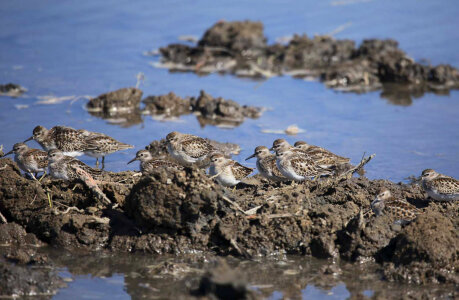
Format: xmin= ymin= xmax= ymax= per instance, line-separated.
xmin=127 ymin=157 xmax=137 ymax=165
xmin=24 ymin=136 xmax=34 ymax=142
xmin=3 ymin=150 xmax=13 ymax=157
xmin=245 ymin=153 xmax=256 ymax=161
xmin=269 ymin=147 xmax=274 ymax=151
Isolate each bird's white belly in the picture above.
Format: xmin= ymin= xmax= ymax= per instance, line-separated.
xmin=63 ymin=151 xmax=84 ymax=157
xmin=49 ymin=164 xmax=68 ymax=180
xmin=167 ymin=144 xmax=196 ymax=164
xmin=276 ymin=159 xmax=305 ymax=181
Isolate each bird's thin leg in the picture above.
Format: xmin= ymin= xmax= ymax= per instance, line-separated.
xmin=95 ymin=158 xmax=99 ymax=168
xmin=101 ymin=157 xmax=105 ymax=170
xmin=47 ymin=192 xmax=53 ymax=208
xmin=38 ymin=170 xmax=47 ymax=182
xmin=29 ymin=173 xmax=38 ymax=181
xmin=232 ymin=186 xmax=237 ymax=193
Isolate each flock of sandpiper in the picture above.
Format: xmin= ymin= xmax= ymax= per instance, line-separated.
xmin=2 ymin=125 xmax=458 ymax=224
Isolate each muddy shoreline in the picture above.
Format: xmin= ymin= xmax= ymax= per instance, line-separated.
xmin=0 ymin=141 xmax=457 ymax=297
xmin=86 ymin=87 xmax=264 ymax=128
xmin=156 ymin=21 xmax=459 ymax=101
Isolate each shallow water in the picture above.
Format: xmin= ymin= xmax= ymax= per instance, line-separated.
xmin=1 ymin=0 xmax=458 ymax=298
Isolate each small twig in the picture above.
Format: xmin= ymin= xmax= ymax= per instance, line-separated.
xmin=246 ymin=213 xmax=297 ymax=220
xmin=85 ymin=216 xmax=110 ymax=224
xmin=52 ymin=206 xmax=84 ymax=215
xmin=0 ymin=211 xmax=7 ymax=223
xmin=209 ymin=171 xmax=223 ymax=180
xmin=221 ymin=195 xmax=247 ymax=214
xmin=0 ymin=164 xmax=7 ymax=170
xmin=73 ymin=166 xmax=111 ymax=205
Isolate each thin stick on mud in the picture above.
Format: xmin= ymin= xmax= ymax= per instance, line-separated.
xmin=337 ymin=153 xmax=376 ymax=181
xmin=0 ymin=211 xmax=7 ymax=223
xmin=73 ymin=166 xmax=111 ymax=205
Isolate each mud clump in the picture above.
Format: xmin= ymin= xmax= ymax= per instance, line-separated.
xmin=158 ymin=21 xmax=459 ymax=100
xmin=0 ymin=223 xmax=65 ymax=297
xmin=0 ymin=83 xmax=27 ymax=97
xmin=143 ymin=90 xmax=264 ymax=128
xmin=0 ymin=155 xmax=457 ymax=285
xmin=86 ymin=87 xmax=143 ymax=127
xmin=379 ymin=210 xmax=458 ymax=284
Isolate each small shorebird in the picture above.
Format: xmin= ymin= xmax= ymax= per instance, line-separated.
xmin=25 ymin=125 xmax=88 ymax=156
xmin=245 ymin=146 xmax=286 ymax=182
xmin=421 ymin=169 xmax=459 ymax=201
xmin=47 ymin=149 xmax=102 ymax=181
xmin=84 ymin=134 xmax=133 ymax=167
xmin=209 ymin=153 xmax=253 ymax=188
xmin=4 ymin=143 xmax=48 ymax=180
xmin=371 ymin=189 xmax=421 ymax=224
xmin=25 ymin=125 xmax=132 ymax=166
xmin=270 ymin=139 xmax=308 ymax=156
xmin=165 ymin=131 xmax=215 ymax=166
xmin=127 ymin=149 xmax=183 ymax=175
xmin=275 ymin=148 xmax=333 ymax=182
xmin=294 ymin=141 xmax=350 ymax=168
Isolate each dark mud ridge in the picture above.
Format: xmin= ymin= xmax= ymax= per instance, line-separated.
xmin=86 ymin=87 xmax=264 ymax=127
xmin=157 ymin=21 xmax=459 ymax=98
xmin=0 ymin=140 xmax=457 ymax=296
xmin=0 ymin=83 xmax=27 ymax=97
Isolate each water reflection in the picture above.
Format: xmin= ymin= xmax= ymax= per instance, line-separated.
xmin=49 ymin=250 xmax=456 ymax=299
xmin=380 ymin=83 xmax=452 ymax=106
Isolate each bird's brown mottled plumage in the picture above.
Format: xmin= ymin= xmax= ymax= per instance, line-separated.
xmin=48 ymin=149 xmax=103 ymax=181
xmin=371 ymin=190 xmax=421 ymax=224
xmin=294 ymin=141 xmax=350 ymax=166
xmin=246 ymin=146 xmax=286 ymax=181
xmin=4 ymin=143 xmax=48 ymax=176
xmin=421 ymin=169 xmax=459 ymax=201
xmin=128 ymin=150 xmax=183 ymax=175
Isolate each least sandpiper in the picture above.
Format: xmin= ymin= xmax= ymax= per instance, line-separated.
xmin=371 ymin=189 xmax=421 ymax=224
xmin=84 ymin=134 xmax=133 ymax=166
xmin=4 ymin=143 xmax=48 ymax=180
xmin=165 ymin=131 xmax=215 ymax=165
xmin=294 ymin=141 xmax=350 ymax=168
xmin=270 ymin=139 xmax=308 ymax=156
xmin=421 ymin=169 xmax=459 ymax=201
xmin=127 ymin=149 xmax=183 ymax=175
xmin=275 ymin=148 xmax=333 ymax=181
xmin=25 ymin=125 xmax=88 ymax=156
xmin=47 ymin=149 xmax=102 ymax=181
xmin=209 ymin=153 xmax=253 ymax=187
xmin=245 ymin=146 xmax=286 ymax=182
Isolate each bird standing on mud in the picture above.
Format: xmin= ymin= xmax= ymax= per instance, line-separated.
xmin=3 ymin=143 xmax=48 ymax=180
xmin=24 ymin=125 xmax=133 ymax=167
xmin=421 ymin=169 xmax=459 ymax=201
xmin=371 ymin=189 xmax=421 ymax=225
xmin=128 ymin=149 xmax=183 ymax=175
xmin=165 ymin=131 xmax=215 ymax=166
xmin=209 ymin=153 xmax=253 ymax=188
xmin=246 ymin=146 xmax=287 ymax=182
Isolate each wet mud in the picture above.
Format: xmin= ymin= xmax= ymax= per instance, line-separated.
xmin=143 ymin=90 xmax=264 ymax=128
xmin=157 ymin=21 xmax=459 ymax=102
xmin=0 ymin=83 xmax=26 ymax=97
xmin=0 ymin=143 xmax=457 ymax=298
xmin=86 ymin=88 xmax=264 ymax=128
